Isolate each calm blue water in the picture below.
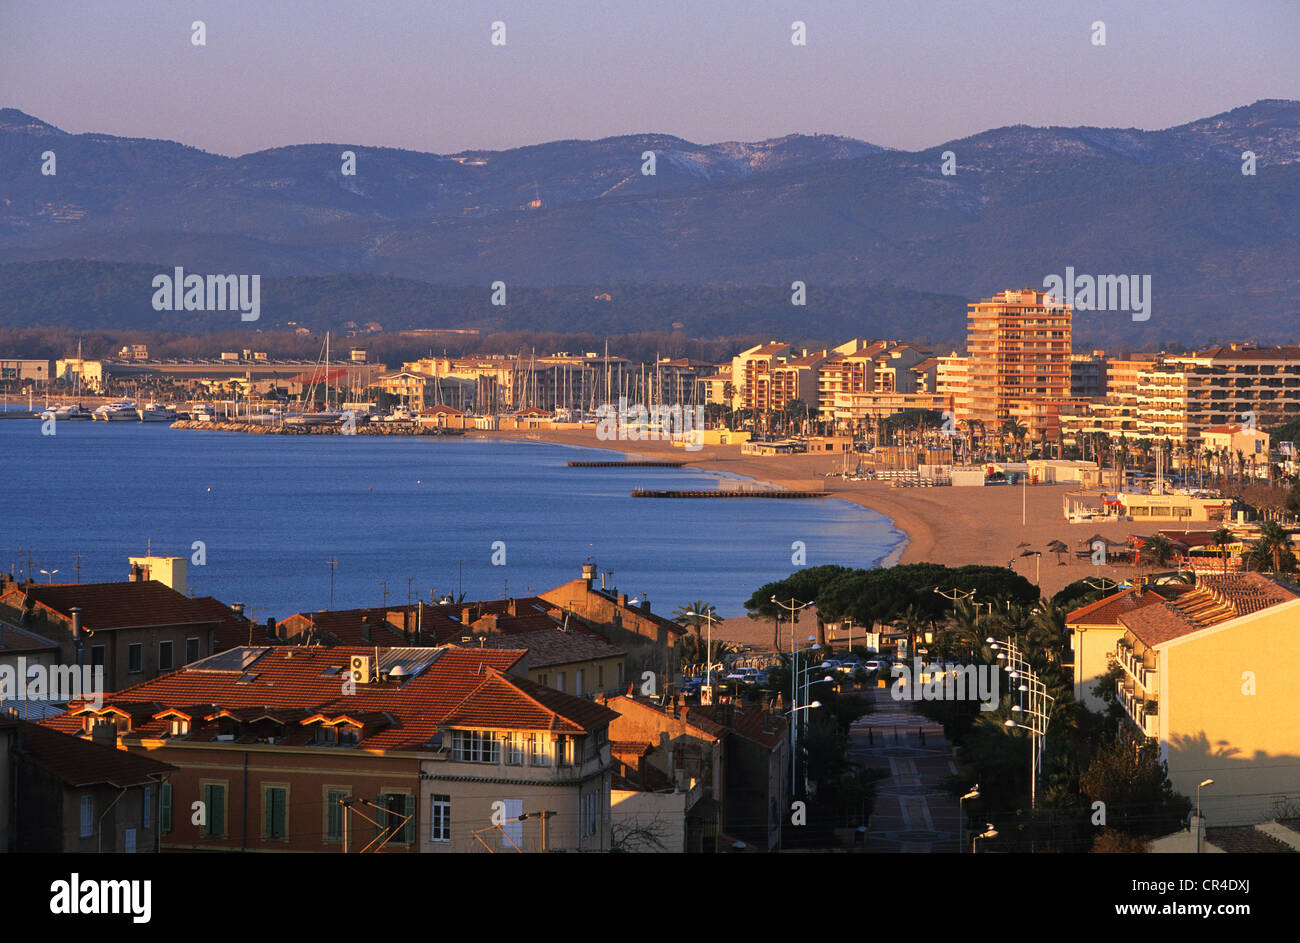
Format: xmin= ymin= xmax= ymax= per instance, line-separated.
xmin=2 ymin=422 xmax=903 ymax=619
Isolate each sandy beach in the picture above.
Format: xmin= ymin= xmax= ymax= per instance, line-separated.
xmin=476 ymin=426 xmax=1151 ymax=628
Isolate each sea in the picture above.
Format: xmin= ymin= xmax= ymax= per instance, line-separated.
xmin=3 ymin=421 xmax=904 ymax=620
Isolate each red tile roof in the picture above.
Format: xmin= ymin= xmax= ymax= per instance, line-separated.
xmin=1119 ymin=573 xmax=1298 ymax=647
xmin=475 ymin=629 xmax=624 ymax=668
xmin=39 ymin=645 xmax=616 ymax=752
xmin=2 ymin=582 xmax=233 ymax=635
xmin=1066 ymin=587 xmax=1165 ymax=627
xmin=2 ymin=717 xmax=174 ymax=788
xmin=0 ymin=621 xmax=60 ymax=654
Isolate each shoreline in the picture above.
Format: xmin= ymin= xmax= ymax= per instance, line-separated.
xmin=470 ymin=426 xmax=1140 ymax=600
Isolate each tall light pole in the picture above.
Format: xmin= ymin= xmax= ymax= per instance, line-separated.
xmin=959 ymin=785 xmax=980 ymax=853
xmin=40 ymin=568 xmax=59 ymax=584
xmin=990 ymin=636 xmax=1053 ymax=810
xmin=686 ymin=608 xmax=717 ymax=701
xmin=1196 ymin=779 xmax=1214 ymax=853
xmin=775 ymin=594 xmax=816 ymax=802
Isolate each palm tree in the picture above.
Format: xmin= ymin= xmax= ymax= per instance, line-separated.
xmin=673 ymin=600 xmax=717 ymax=660
xmin=1251 ymin=522 xmax=1293 ymax=574
xmin=1139 ymin=534 xmax=1177 ymax=570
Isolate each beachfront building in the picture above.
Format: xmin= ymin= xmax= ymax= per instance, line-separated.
xmin=1133 ymin=345 xmax=1300 ymax=445
xmin=936 ymin=354 xmax=974 ymax=421
xmin=965 ymin=288 xmax=1073 ymax=442
xmin=1066 ymin=586 xmax=1168 ymax=711
xmin=1110 ymin=573 xmax=1300 ymax=826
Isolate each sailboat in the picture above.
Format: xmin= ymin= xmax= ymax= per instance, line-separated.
xmin=286 ymin=332 xmax=348 ymax=426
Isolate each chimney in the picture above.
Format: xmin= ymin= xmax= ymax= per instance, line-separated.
xmin=618 ymin=593 xmax=628 ymax=608
xmin=361 ymin=615 xmax=372 ymax=644
xmin=230 ymin=603 xmax=245 ymax=619
xmin=265 ymin=617 xmax=277 ymax=640
xmin=90 ymin=717 xmax=116 ymax=748
xmin=129 ymin=562 xmax=144 ymax=582
xmin=582 ymin=562 xmax=596 ymax=588
xmin=507 ymin=598 xmax=518 ymax=616
xmin=71 ymin=607 xmax=83 ymax=666
xmin=640 ymin=597 xmax=651 ymax=613
xmin=462 ymin=605 xmax=479 ymax=625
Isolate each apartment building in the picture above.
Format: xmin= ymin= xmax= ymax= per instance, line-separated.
xmin=936 ymin=354 xmax=974 ymax=421
xmin=0 ymin=574 xmax=247 ymax=691
xmin=40 ymin=645 xmax=618 ymax=853
xmin=732 ymin=342 xmax=792 ymax=412
xmin=966 ymin=288 xmax=1072 ymax=441
xmin=1134 ymin=345 xmax=1300 ymax=444
xmin=1 ymin=715 xmax=174 ymax=852
xmin=1110 ymin=573 xmax=1300 ymax=826
xmin=1066 ymin=586 xmax=1170 ymax=712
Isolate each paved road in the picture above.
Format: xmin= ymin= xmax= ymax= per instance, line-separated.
xmin=851 ymin=686 xmax=965 ymax=853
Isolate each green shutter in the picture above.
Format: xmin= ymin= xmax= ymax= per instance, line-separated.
xmin=205 ymin=784 xmax=225 ymax=836
xmin=160 ymin=783 xmax=172 ymax=833
xmin=327 ymin=790 xmax=347 ymax=841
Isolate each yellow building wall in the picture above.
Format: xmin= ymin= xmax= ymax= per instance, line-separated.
xmin=1071 ymin=624 xmax=1124 ymax=712
xmin=1162 ymin=600 xmax=1300 ymax=826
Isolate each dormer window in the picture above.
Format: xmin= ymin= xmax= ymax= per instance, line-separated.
xmin=338 ymin=726 xmax=359 ymax=746
xmin=115 ymin=715 xmax=131 ymax=734
xmin=169 ymin=718 xmax=190 ymax=737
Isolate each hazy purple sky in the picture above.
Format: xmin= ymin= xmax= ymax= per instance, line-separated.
xmin=3 ymin=0 xmax=1296 ymax=157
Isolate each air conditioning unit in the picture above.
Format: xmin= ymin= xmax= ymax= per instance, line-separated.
xmin=350 ymin=655 xmax=372 ymax=684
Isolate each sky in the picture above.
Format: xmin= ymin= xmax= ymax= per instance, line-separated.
xmin=2 ymin=0 xmax=1297 ymax=157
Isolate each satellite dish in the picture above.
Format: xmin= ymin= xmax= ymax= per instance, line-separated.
xmin=388 ymin=665 xmax=407 ymax=678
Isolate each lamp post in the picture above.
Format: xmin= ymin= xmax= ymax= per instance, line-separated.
xmin=1196 ymin=779 xmax=1214 ymax=853
xmin=990 ymin=636 xmax=1053 ymax=810
xmin=686 ymin=608 xmax=717 ymax=701
xmin=773 ymin=595 xmax=815 ymax=789
xmin=959 ymin=785 xmax=980 ymax=853
xmin=973 ymin=823 xmax=997 ymax=854
xmin=40 ymin=568 xmax=59 ymax=584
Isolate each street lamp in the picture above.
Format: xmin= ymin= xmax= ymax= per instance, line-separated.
xmin=685 ymin=608 xmax=718 ymax=698
xmin=959 ymin=785 xmax=980 ymax=853
xmin=1196 ymin=779 xmax=1214 ymax=853
xmin=973 ymin=823 xmax=997 ymax=854
xmin=40 ymin=569 xmax=59 ymax=584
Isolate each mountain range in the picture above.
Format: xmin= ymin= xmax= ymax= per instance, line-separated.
xmin=1 ymin=100 xmax=1296 ymax=348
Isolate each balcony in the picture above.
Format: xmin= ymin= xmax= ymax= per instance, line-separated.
xmin=1116 ymin=681 xmax=1159 ymax=739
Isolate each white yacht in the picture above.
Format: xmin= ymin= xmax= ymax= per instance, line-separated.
xmin=92 ymin=399 xmax=139 ymax=421
xmin=138 ymin=403 xmax=179 ymax=422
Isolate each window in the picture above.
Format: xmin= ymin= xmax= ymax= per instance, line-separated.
xmin=505 ymin=732 xmax=524 ymax=765
xmin=264 ymin=785 xmax=288 ymax=839
xmin=158 ymin=641 xmax=174 ymax=671
xmin=452 ymin=730 xmax=499 ymax=764
xmin=316 ymin=725 xmax=338 ymax=745
xmin=123 ymin=828 xmax=136 ymax=854
xmin=142 ymin=786 xmax=151 ymax=828
xmin=325 ymin=788 xmax=349 ymax=842
xmin=580 ymin=790 xmax=598 ymax=837
xmin=80 ymin=795 xmax=93 ymax=838
xmin=597 ymin=665 xmax=604 ymax=688
xmin=576 ymin=669 xmax=584 ymax=696
xmin=528 ymin=733 xmax=550 ymax=767
xmin=538 ymin=673 xmax=548 ymax=688
xmin=90 ymin=645 xmax=106 ymax=669
xmin=557 ymin=672 xmax=566 ymax=693
xmin=338 ymin=725 xmax=359 ymax=746
xmin=185 ymin=637 xmax=200 ymax=664
xmin=556 ymin=735 xmax=574 ymax=767
xmin=128 ymin=643 xmax=142 ymax=674
xmin=160 ymin=783 xmax=172 ymax=833
xmin=430 ymin=794 xmax=450 ymax=843
xmin=377 ymin=792 xmax=414 ymax=845
xmin=168 ymin=717 xmax=190 ymax=737
xmin=202 ymin=782 xmax=226 ymax=837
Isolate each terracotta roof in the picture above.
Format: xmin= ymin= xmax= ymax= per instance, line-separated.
xmin=2 ymin=716 xmax=174 ymax=788
xmin=2 ymin=582 xmax=231 ymax=634
xmin=0 ymin=621 xmax=60 ymax=654
xmin=1119 ymin=573 xmax=1298 ymax=647
xmin=39 ymin=645 xmax=615 ymax=751
xmin=1066 ymin=587 xmax=1165 ymax=627
xmin=689 ymin=704 xmax=785 ymax=749
xmin=475 ymin=629 xmax=624 ymax=667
